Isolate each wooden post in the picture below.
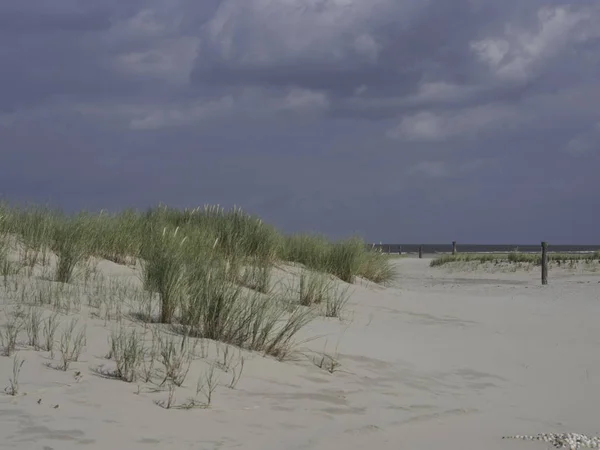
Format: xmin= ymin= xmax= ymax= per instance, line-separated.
xmin=419 ymin=245 xmax=423 ymax=259
xmin=452 ymin=241 xmax=457 ymax=255
xmin=541 ymin=241 xmax=548 ymax=285
xmin=398 ymin=246 xmax=402 ymax=255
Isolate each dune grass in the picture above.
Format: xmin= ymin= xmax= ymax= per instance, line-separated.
xmin=293 ymin=269 xmax=351 ymax=318
xmin=281 ymin=234 xmax=394 ymax=284
xmin=0 ymin=202 xmax=394 ymax=285
xmin=0 ymin=201 xmax=394 ymax=360
xmin=430 ymin=251 xmax=600 ymax=267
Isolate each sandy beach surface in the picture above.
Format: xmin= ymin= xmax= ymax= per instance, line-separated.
xmin=1 ymin=256 xmax=600 ymax=450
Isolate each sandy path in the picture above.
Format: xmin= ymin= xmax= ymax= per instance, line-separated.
xmin=1 ymin=258 xmax=599 ymax=449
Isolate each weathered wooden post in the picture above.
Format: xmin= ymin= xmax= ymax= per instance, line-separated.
xmin=541 ymin=241 xmax=548 ymax=285
xmin=398 ymin=246 xmax=402 ymax=255
xmin=452 ymin=241 xmax=457 ymax=255
xmin=419 ymin=245 xmax=423 ymax=259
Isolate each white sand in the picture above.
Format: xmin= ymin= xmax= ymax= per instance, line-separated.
xmin=1 ymin=257 xmax=600 ymax=449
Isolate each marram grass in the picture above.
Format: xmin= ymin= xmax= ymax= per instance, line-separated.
xmin=0 ymin=202 xmax=395 ymax=359
xmin=430 ymin=251 xmax=600 ymax=267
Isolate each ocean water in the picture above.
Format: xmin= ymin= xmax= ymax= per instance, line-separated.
xmin=371 ymin=244 xmax=600 ymax=254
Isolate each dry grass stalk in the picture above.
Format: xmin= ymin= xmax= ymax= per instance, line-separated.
xmin=5 ymin=353 xmax=25 ymax=396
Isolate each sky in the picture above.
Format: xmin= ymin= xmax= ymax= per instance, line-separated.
xmin=1 ymin=0 xmax=599 ymax=244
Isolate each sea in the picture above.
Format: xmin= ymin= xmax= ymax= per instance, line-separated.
xmin=371 ymin=244 xmax=600 ymax=254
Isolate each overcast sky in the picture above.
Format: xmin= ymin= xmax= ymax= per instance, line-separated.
xmin=1 ymin=1 xmax=599 ymax=244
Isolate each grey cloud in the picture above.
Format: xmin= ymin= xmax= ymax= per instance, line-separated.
xmin=190 ymin=1 xmax=600 ymax=133
xmin=0 ymin=9 xmax=111 ymax=32
xmin=192 ymin=0 xmax=464 ymax=94
xmin=0 ymin=0 xmax=599 ymax=243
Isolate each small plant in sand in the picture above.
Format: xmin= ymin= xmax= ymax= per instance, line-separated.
xmin=1 ymin=308 xmax=23 ymax=357
xmin=140 ymin=337 xmax=159 ymax=383
xmin=5 ymin=353 xmax=25 ymax=396
xmin=214 ymin=343 xmax=245 ymax=388
xmin=295 ymin=270 xmax=351 ymax=318
xmin=314 ymin=352 xmax=341 ymax=374
xmin=52 ymin=216 xmax=90 ymax=283
xmin=298 ymin=270 xmax=330 ymax=306
xmin=108 ymin=326 xmax=145 ymax=382
xmin=324 ymin=286 xmax=351 ymax=319
xmin=24 ymin=306 xmax=43 ymax=350
xmin=194 ymin=365 xmax=220 ymax=407
xmin=58 ymin=319 xmax=87 ymax=371
xmin=311 ymin=334 xmax=344 ymax=374
xmin=157 ymin=333 xmax=196 ymax=387
xmin=226 ymin=356 xmax=244 ymax=389
xmin=215 ymin=342 xmax=232 ymax=370
xmin=168 ymin=365 xmax=221 ymax=410
xmin=155 ymin=380 xmax=177 ymax=409
xmin=42 ymin=312 xmax=60 ymax=355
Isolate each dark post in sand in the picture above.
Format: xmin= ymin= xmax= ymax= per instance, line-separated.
xmin=419 ymin=245 xmax=423 ymax=259
xmin=541 ymin=241 xmax=548 ymax=285
xmin=452 ymin=241 xmax=457 ymax=255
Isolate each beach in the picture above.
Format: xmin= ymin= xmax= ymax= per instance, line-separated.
xmin=1 ymin=256 xmax=600 ymax=449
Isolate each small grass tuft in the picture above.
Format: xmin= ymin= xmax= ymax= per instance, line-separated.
xmin=52 ymin=215 xmax=90 ymax=283
xmin=140 ymin=227 xmax=187 ymax=324
xmin=108 ymin=326 xmax=145 ymax=382
xmin=58 ymin=319 xmax=87 ymax=371
xmin=5 ymin=353 xmax=25 ymax=396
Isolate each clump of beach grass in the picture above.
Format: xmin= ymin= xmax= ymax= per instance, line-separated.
xmin=136 ymin=221 xmax=316 ymax=359
xmin=281 ymin=234 xmax=394 ymax=284
xmin=140 ymin=226 xmax=188 ymax=324
xmin=179 ymin=251 xmax=316 ymax=359
xmin=298 ymin=270 xmax=332 ymax=307
xmin=12 ymin=205 xmax=56 ymax=272
xmin=86 ymin=209 xmax=145 ymax=265
xmin=51 ymin=214 xmax=92 ymax=283
xmin=359 ymin=246 xmax=396 ymax=284
xmin=107 ymin=326 xmax=145 ymax=382
xmin=293 ymin=269 xmax=351 ymax=318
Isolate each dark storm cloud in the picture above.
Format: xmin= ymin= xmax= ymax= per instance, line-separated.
xmin=0 ymin=10 xmax=110 ymax=32
xmin=1 ymin=0 xmax=599 ymax=243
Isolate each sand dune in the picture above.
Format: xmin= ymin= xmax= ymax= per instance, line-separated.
xmin=1 ymin=257 xmax=600 ymax=449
